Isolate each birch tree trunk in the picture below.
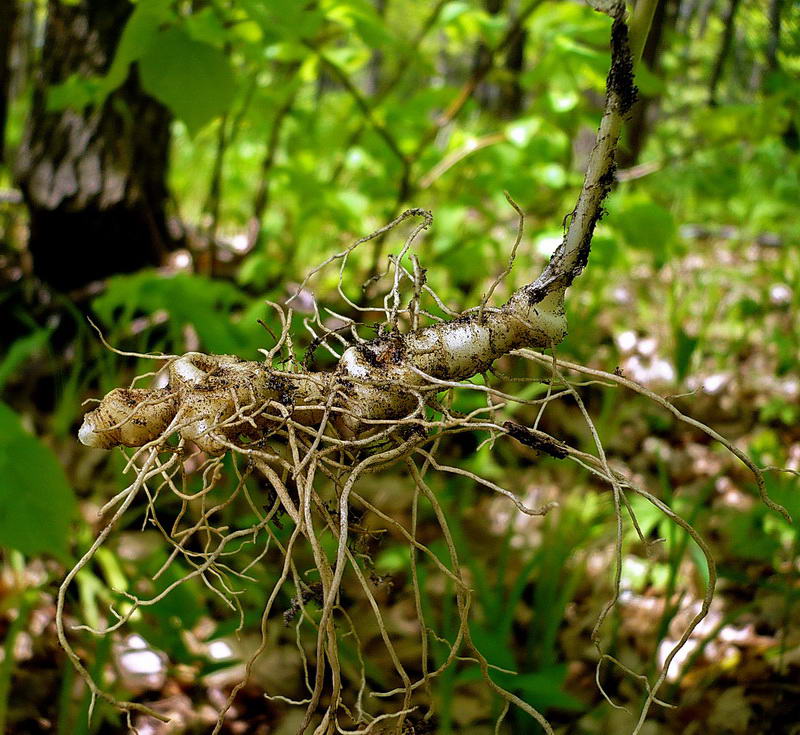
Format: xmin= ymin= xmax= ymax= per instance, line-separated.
xmin=14 ymin=0 xmax=174 ymax=292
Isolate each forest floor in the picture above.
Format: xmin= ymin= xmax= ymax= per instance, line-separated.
xmin=0 ymin=226 xmax=798 ymax=735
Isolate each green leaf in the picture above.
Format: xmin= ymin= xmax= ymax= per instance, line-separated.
xmin=588 ymin=234 xmax=619 ymax=270
xmin=0 ymin=328 xmax=52 ymax=392
xmin=239 ymin=0 xmax=324 ymax=41
xmin=457 ymin=660 xmax=583 ymax=712
xmin=532 ymin=162 xmax=567 ymax=188
xmin=497 ymin=667 xmax=584 ymax=712
xmin=93 ymin=271 xmax=264 ymax=357
xmin=326 ymin=0 xmax=398 ymax=48
xmin=476 ymin=12 xmax=506 ymax=46
xmin=505 ymin=117 xmax=542 ymax=148
xmin=612 ymin=200 xmax=675 ymax=267
xmin=46 ymin=74 xmax=106 ymax=111
xmin=439 ymin=1 xmax=472 ymax=25
xmin=184 ymin=7 xmax=229 ymax=47
xmin=634 ymin=61 xmax=666 ymax=96
xmin=138 ymin=27 xmax=236 ymax=135
xmin=46 ymin=0 xmax=173 ymax=111
xmin=760 ymin=471 xmax=800 ymax=522
xmin=725 ymin=512 xmax=779 ymax=562
xmin=549 ymin=85 xmax=580 ymax=112
xmin=436 ymin=239 xmax=488 ymax=287
xmin=0 ymin=404 xmax=76 ymax=560
xmin=673 ymin=327 xmax=699 ymax=383
xmin=106 ymin=0 xmax=174 ymax=91
xmin=547 ymin=70 xmax=580 ymax=112
xmin=688 ymin=539 xmax=710 ymax=590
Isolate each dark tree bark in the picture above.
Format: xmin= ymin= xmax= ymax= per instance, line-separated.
xmin=472 ymin=0 xmax=527 ymax=118
xmin=0 ymin=0 xmax=18 ymax=164
xmin=498 ymin=11 xmax=526 ymax=119
xmin=765 ymin=0 xmax=782 ymax=75
xmin=708 ymin=0 xmax=742 ymax=105
xmin=474 ymin=0 xmax=502 ymax=113
xmin=14 ymin=0 xmax=175 ymax=292
xmin=366 ymin=0 xmax=388 ymax=96
xmin=763 ymin=0 xmax=798 ymax=151
xmin=618 ymin=0 xmax=679 ymax=168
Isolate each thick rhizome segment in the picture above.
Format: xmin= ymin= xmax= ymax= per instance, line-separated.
xmin=78 ymin=260 xmax=570 ymax=453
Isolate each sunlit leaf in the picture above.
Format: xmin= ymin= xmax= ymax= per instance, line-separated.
xmin=439 ymin=1 xmax=472 ymax=25
xmin=611 ymin=200 xmax=675 ymax=267
xmin=673 ymin=327 xmax=699 ymax=383
xmin=138 ymin=28 xmax=236 ymax=135
xmin=505 ymin=117 xmax=542 ymax=147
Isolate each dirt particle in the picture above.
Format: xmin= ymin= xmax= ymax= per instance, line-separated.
xmin=608 ymin=16 xmax=638 ymax=115
xmin=504 ymin=421 xmax=568 ymax=459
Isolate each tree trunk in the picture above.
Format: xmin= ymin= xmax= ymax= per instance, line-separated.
xmin=765 ymin=0 xmax=782 ymax=75
xmin=498 ymin=9 xmax=526 ymax=119
xmin=0 ymin=0 xmax=18 ymax=165
xmin=470 ymin=0 xmax=529 ymax=118
xmin=473 ymin=0 xmax=504 ymax=112
xmin=618 ymin=0 xmax=679 ymax=168
xmin=366 ymin=0 xmax=388 ymax=96
xmin=708 ymin=0 xmax=742 ymax=105
xmin=14 ymin=0 xmax=174 ymax=292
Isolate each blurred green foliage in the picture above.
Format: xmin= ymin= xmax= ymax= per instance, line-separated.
xmin=0 ymin=404 xmax=75 ymax=559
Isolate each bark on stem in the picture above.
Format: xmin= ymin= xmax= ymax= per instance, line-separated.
xmin=525 ymin=2 xmax=637 ymax=300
